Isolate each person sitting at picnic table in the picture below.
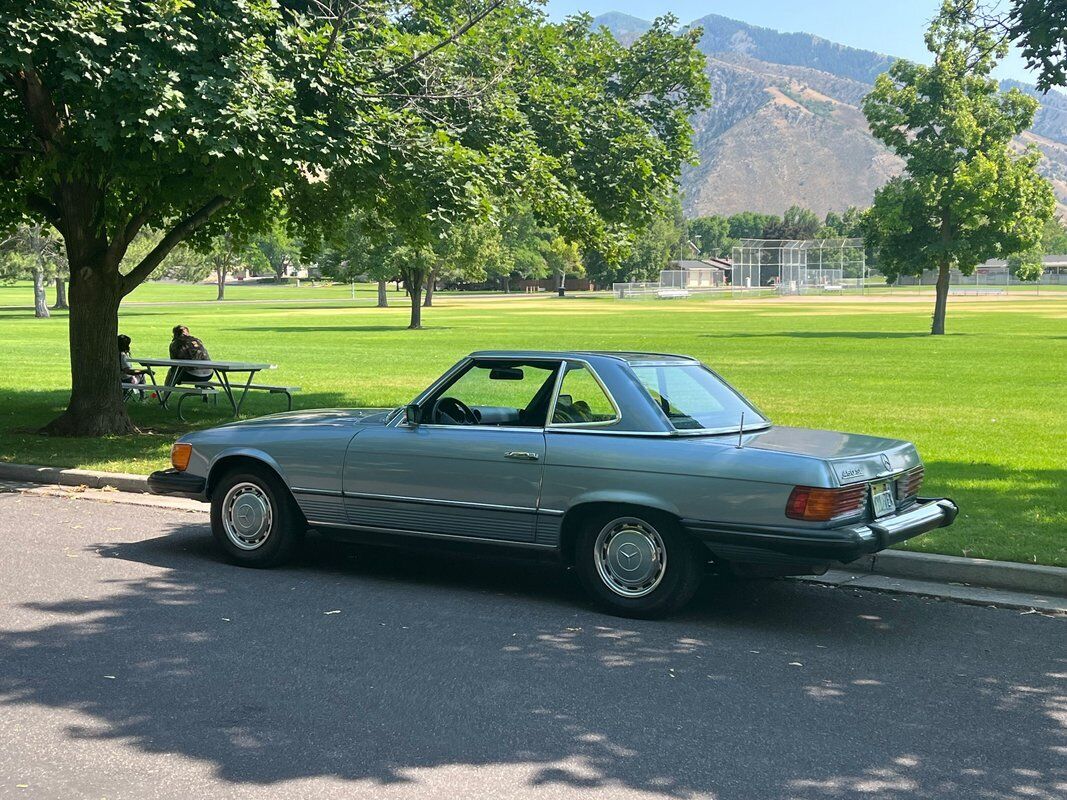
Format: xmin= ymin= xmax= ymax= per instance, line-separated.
xmin=166 ymin=325 xmax=214 ymax=385
xmin=118 ymin=334 xmax=148 ymax=385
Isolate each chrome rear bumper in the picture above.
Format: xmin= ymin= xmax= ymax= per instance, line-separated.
xmin=682 ymin=497 xmax=958 ymax=564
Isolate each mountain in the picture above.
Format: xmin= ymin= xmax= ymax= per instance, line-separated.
xmin=592 ymin=12 xmax=1067 ymax=217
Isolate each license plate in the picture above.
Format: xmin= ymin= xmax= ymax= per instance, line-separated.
xmin=870 ymin=481 xmax=896 ymax=517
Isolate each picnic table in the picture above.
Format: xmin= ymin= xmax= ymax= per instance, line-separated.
xmin=129 ymin=358 xmax=297 ymax=420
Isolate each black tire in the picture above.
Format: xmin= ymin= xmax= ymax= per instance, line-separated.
xmin=210 ymin=466 xmax=305 ymax=567
xmin=574 ymin=508 xmax=704 ymax=619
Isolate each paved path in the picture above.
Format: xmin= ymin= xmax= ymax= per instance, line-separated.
xmin=0 ymin=491 xmax=1064 ymax=800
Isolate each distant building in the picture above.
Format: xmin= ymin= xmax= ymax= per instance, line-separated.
xmin=666 ymin=259 xmax=730 ymax=287
xmin=896 ymin=255 xmax=1067 ymax=285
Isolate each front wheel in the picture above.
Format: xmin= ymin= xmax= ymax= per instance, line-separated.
xmin=210 ymin=467 xmax=305 ymax=567
xmin=574 ymin=510 xmax=704 ymax=618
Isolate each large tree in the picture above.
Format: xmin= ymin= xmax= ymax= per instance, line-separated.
xmin=862 ymin=0 xmax=1055 ymax=335
xmin=0 ymin=0 xmax=520 ymax=435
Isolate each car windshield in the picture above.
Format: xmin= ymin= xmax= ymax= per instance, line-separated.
xmin=631 ymin=364 xmax=767 ymax=432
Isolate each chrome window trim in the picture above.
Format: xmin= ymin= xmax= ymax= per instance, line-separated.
xmin=546 ymin=359 xmax=624 ymax=429
xmin=407 ymin=423 xmax=549 ymax=434
xmin=343 ymin=489 xmax=538 ymax=514
xmin=543 ymin=360 xmax=568 ymax=426
xmin=545 ymin=422 xmax=773 ymax=438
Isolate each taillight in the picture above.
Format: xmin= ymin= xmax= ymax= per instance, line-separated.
xmin=171 ymin=443 xmax=192 ymax=471
xmin=786 ymin=484 xmax=867 ymax=521
xmin=896 ymin=466 xmax=924 ymax=502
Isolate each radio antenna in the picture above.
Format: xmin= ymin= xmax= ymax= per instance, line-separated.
xmin=736 ymin=411 xmax=745 ymax=449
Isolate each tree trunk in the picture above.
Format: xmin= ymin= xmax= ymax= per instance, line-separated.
xmin=503 ymin=276 xmax=510 ymax=293
xmin=407 ymin=272 xmax=424 ymax=329
xmin=931 ymin=259 xmax=951 ymax=335
xmin=53 ymin=276 xmax=68 ymax=310
xmin=42 ymin=263 xmax=134 ymax=436
xmin=557 ymin=269 xmax=566 ymax=297
xmin=216 ymin=266 xmax=227 ymax=301
xmin=32 ymin=268 xmax=51 ymax=319
xmin=423 ymin=270 xmax=435 ymax=307
xmin=377 ymin=279 xmax=388 ymax=308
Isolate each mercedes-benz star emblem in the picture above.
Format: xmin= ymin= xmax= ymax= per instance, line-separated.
xmin=617 ymin=543 xmax=641 ymax=571
xmin=880 ymin=453 xmax=892 ymax=472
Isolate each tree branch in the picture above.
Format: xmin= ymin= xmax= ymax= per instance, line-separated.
xmin=10 ymin=66 xmax=62 ymax=149
xmin=26 ymin=193 xmax=62 ymax=230
xmin=121 ymin=195 xmax=230 ymax=295
xmin=358 ymin=0 xmax=505 ymax=86
xmin=107 ymin=206 xmax=152 ymax=265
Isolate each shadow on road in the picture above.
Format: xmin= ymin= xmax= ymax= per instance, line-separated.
xmin=0 ymin=520 xmax=1064 ymax=798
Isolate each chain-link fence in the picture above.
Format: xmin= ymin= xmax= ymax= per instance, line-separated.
xmin=731 ymin=238 xmax=866 ymax=296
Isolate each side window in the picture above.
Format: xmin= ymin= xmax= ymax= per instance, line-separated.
xmin=427 ymin=361 xmax=559 ymax=427
xmin=551 ymin=363 xmax=618 ymax=425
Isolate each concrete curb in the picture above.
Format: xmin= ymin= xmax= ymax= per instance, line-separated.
xmin=846 ymin=550 xmax=1067 ymax=596
xmin=0 ymin=462 xmax=149 ymax=494
xmin=3 ymin=460 xmax=1066 ymax=600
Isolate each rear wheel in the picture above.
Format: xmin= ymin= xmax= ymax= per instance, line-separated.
xmin=210 ymin=466 xmax=305 ymax=567
xmin=574 ymin=510 xmax=704 ymax=618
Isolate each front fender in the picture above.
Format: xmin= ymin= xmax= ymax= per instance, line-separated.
xmin=202 ymin=446 xmax=291 ymax=494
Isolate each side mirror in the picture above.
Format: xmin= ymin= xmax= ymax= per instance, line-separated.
xmin=403 ymin=404 xmax=421 ymax=427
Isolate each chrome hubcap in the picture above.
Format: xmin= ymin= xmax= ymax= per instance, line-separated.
xmin=222 ymin=482 xmax=273 ymax=550
xmin=594 ymin=517 xmax=666 ymax=598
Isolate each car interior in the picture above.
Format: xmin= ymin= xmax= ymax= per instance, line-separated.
xmin=421 ymin=359 xmax=617 ymax=427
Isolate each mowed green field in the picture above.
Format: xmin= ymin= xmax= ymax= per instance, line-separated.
xmin=1 ymin=286 xmax=1064 ymax=566
xmin=0 ymin=278 xmax=407 ymax=307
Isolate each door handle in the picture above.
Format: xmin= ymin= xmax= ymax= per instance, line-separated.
xmin=504 ymin=451 xmax=540 ymax=461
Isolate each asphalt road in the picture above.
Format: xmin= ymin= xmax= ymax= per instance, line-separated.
xmin=0 ymin=491 xmax=1064 ymax=800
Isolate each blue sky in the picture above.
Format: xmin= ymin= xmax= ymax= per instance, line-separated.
xmin=542 ymin=0 xmax=1035 ymax=84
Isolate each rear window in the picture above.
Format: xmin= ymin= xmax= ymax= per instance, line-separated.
xmin=632 ymin=365 xmax=766 ymax=431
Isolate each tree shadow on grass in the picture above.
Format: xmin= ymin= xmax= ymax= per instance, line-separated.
xmin=0 ymin=390 xmax=374 ymax=470
xmin=0 ymin=509 xmax=1064 ymax=798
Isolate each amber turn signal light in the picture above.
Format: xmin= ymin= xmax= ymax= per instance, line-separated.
xmin=786 ymin=484 xmax=867 ymax=521
xmin=171 ymin=443 xmax=192 ymax=472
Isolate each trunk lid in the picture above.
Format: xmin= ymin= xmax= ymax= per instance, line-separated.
xmin=743 ymin=426 xmax=920 ymax=485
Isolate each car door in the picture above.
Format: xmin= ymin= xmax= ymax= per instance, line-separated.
xmin=341 ymin=360 xmax=560 ymax=545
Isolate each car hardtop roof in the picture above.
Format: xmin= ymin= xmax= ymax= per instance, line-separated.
xmin=467 ymin=350 xmax=699 ymax=365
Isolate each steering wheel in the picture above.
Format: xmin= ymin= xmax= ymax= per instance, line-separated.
xmin=431 ymin=396 xmax=479 ymax=425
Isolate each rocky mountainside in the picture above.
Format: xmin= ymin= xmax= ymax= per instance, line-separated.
xmin=593 ymin=12 xmax=1067 ymax=217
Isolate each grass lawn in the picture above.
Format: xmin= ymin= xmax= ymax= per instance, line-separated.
xmin=1 ymin=287 xmax=1064 ymax=567
xmin=0 ymin=278 xmax=410 ymax=307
